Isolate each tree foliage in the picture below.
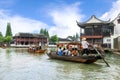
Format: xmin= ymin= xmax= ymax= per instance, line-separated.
xmin=0 ymin=32 xmax=3 ymax=37
xmin=40 ymin=28 xmax=44 ymax=35
xmin=5 ymin=22 xmax=12 ymax=37
xmin=40 ymin=28 xmax=49 ymax=38
xmin=4 ymin=36 xmax=12 ymax=43
xmin=4 ymin=22 xmax=13 ymax=46
xmin=50 ymin=35 xmax=58 ymax=43
xmin=0 ymin=32 xmax=4 ymax=42
xmin=75 ymin=33 xmax=79 ymax=39
xmin=72 ymin=32 xmax=79 ymax=41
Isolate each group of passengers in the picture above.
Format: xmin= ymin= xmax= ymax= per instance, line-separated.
xmin=29 ymin=45 xmax=42 ymax=51
xmin=57 ymin=47 xmax=80 ymax=56
xmin=57 ymin=37 xmax=105 ymax=56
xmin=57 ymin=37 xmax=90 ymax=56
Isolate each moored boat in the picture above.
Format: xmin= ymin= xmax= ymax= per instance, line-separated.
xmin=1 ymin=44 xmax=7 ymax=49
xmin=1 ymin=46 xmax=7 ymax=49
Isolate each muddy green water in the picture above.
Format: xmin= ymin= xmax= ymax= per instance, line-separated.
xmin=0 ymin=48 xmax=120 ymax=80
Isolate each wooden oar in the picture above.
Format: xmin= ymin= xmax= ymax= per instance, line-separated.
xmin=93 ymin=46 xmax=110 ymax=67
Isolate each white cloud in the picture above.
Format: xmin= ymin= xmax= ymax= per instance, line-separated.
xmin=0 ymin=2 xmax=84 ymax=38
xmin=0 ymin=10 xmax=49 ymax=36
xmin=48 ymin=2 xmax=84 ymax=38
xmin=100 ymin=0 xmax=120 ymax=20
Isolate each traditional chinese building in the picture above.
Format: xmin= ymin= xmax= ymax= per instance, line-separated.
xmin=13 ymin=33 xmax=48 ymax=46
xmin=77 ymin=15 xmax=114 ymax=48
xmin=113 ymin=13 xmax=120 ymax=35
xmin=111 ymin=14 xmax=120 ymax=49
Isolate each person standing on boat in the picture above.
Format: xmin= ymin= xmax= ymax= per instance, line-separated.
xmin=81 ymin=37 xmax=89 ymax=55
xmin=39 ymin=42 xmax=42 ymax=50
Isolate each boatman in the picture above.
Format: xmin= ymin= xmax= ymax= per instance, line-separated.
xmin=81 ymin=37 xmax=89 ymax=55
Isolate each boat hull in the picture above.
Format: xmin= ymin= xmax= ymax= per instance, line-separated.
xmin=28 ymin=49 xmax=46 ymax=53
xmin=47 ymin=52 xmax=100 ymax=64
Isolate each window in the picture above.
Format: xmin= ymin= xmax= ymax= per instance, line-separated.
xmin=94 ymin=26 xmax=102 ymax=35
xmin=85 ymin=28 xmax=92 ymax=35
xmin=107 ymin=39 xmax=111 ymax=42
xmin=117 ymin=19 xmax=120 ymax=24
xmin=102 ymin=26 xmax=111 ymax=37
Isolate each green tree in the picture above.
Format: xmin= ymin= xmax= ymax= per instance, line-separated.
xmin=40 ymin=28 xmax=44 ymax=35
xmin=0 ymin=37 xmax=4 ymax=43
xmin=72 ymin=35 xmax=76 ymax=41
xmin=50 ymin=35 xmax=58 ymax=43
xmin=73 ymin=32 xmax=79 ymax=41
xmin=44 ymin=29 xmax=47 ymax=36
xmin=40 ymin=28 xmax=49 ymax=38
xmin=46 ymin=31 xmax=49 ymax=38
xmin=75 ymin=33 xmax=79 ymax=40
xmin=4 ymin=22 xmax=13 ymax=46
xmin=0 ymin=32 xmax=4 ymax=43
xmin=4 ymin=36 xmax=12 ymax=46
xmin=5 ymin=22 xmax=12 ymax=37
xmin=0 ymin=32 xmax=3 ymax=37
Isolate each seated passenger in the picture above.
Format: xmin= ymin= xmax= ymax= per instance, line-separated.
xmin=63 ymin=48 xmax=69 ymax=55
xmin=75 ymin=48 xmax=79 ymax=56
xmin=58 ymin=47 xmax=63 ymax=56
xmin=71 ymin=48 xmax=79 ymax=56
xmin=68 ymin=50 xmax=71 ymax=55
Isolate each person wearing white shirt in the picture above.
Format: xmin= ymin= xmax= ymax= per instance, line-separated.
xmin=81 ymin=37 xmax=89 ymax=55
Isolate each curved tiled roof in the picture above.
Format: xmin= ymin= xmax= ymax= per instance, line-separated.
xmin=14 ymin=32 xmax=47 ymax=38
xmin=111 ymin=13 xmax=120 ymax=22
xmin=85 ymin=15 xmax=110 ymax=23
xmin=77 ymin=15 xmax=113 ymax=28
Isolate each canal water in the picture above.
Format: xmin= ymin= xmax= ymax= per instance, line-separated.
xmin=0 ymin=48 xmax=120 ymax=80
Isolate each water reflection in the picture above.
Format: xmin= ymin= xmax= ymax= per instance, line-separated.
xmin=0 ymin=48 xmax=120 ymax=80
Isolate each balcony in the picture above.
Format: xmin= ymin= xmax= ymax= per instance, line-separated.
xmin=80 ymin=34 xmax=103 ymax=39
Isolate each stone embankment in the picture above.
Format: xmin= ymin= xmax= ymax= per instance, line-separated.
xmin=110 ymin=49 xmax=120 ymax=56
xmin=103 ymin=48 xmax=120 ymax=56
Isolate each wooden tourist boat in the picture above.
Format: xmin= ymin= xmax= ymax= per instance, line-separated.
xmin=46 ymin=42 xmax=109 ymax=64
xmin=47 ymin=51 xmax=102 ymax=64
xmin=28 ymin=45 xmax=46 ymax=54
xmin=34 ymin=49 xmax=46 ymax=53
xmin=28 ymin=49 xmax=46 ymax=53
xmin=28 ymin=44 xmax=48 ymax=54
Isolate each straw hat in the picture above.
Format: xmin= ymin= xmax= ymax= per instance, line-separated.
xmin=82 ymin=37 xmax=86 ymax=41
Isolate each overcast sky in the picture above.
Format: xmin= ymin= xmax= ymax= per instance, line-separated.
xmin=0 ymin=0 xmax=119 ymax=38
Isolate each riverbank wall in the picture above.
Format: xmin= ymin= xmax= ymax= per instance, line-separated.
xmin=111 ymin=49 xmax=120 ymax=56
xmin=104 ymin=48 xmax=120 ymax=56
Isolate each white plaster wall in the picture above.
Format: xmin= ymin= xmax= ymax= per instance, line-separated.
xmin=113 ymin=16 xmax=120 ymax=34
xmin=103 ymin=37 xmax=111 ymax=44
